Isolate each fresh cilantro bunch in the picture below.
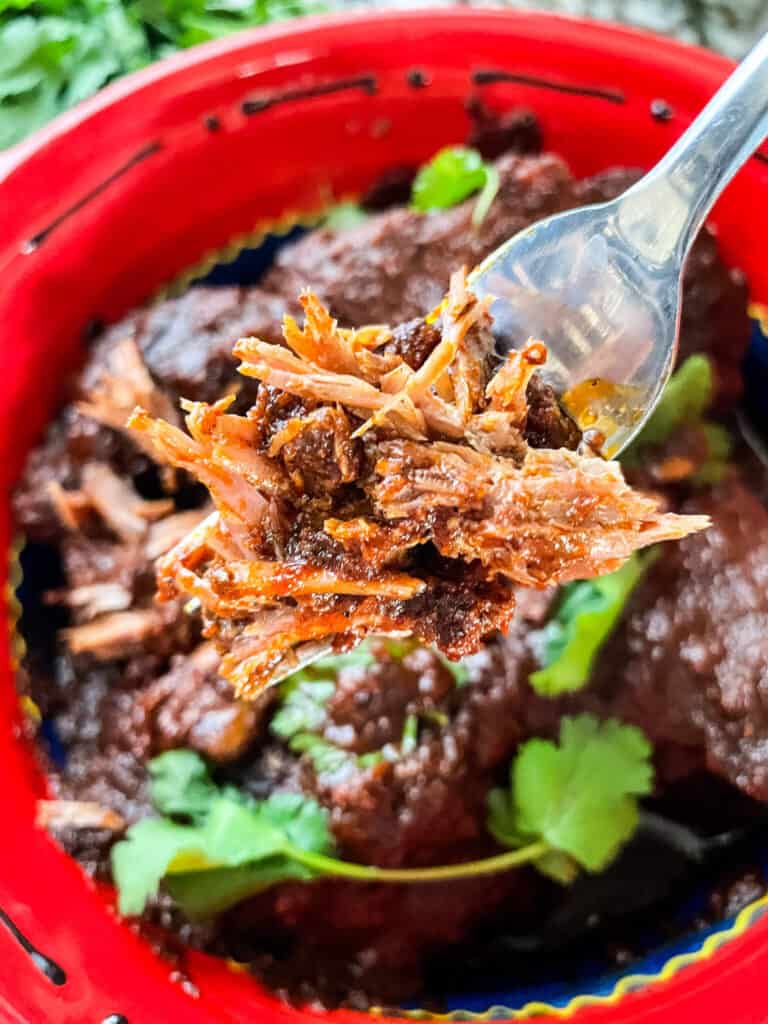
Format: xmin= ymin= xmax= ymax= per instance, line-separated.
xmin=0 ymin=1 xmax=147 ymax=149
xmin=0 ymin=0 xmax=324 ymax=149
xmin=112 ymin=714 xmax=653 ymax=919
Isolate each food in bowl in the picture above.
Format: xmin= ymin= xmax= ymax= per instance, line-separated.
xmin=15 ymin=107 xmax=766 ymax=1009
xmin=129 ymin=268 xmax=704 ymax=696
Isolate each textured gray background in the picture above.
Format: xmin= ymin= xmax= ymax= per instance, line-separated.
xmin=345 ymin=1 xmax=768 ymax=57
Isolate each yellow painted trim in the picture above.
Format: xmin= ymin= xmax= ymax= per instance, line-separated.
xmin=373 ymin=893 xmax=768 ymax=1020
xmin=749 ymin=302 xmax=768 ymax=338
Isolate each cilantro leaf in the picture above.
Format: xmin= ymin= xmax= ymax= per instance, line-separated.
xmin=149 ymin=748 xmax=217 ymax=821
xmin=529 ymin=552 xmax=654 ymax=697
xmin=411 ymin=146 xmax=490 ymax=213
xmin=165 ymin=857 xmax=318 ymax=918
xmin=270 ymin=678 xmax=335 ymax=740
xmin=111 ymin=789 xmax=334 ymax=916
xmin=625 ymin=355 xmax=713 ymax=456
xmin=0 ymin=0 xmax=323 ymax=148
xmin=286 ymin=732 xmax=355 ymax=776
xmin=692 ymin=421 xmax=733 ymax=486
xmin=323 ymin=202 xmax=368 ymax=230
xmin=111 ymin=816 xmax=210 ymax=916
xmin=489 ymin=715 xmax=653 ymax=875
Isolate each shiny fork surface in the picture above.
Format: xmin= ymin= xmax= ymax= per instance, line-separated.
xmin=470 ymin=31 xmax=768 ymax=457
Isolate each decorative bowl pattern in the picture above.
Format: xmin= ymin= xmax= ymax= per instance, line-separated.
xmin=2 ymin=10 xmax=768 ymax=1023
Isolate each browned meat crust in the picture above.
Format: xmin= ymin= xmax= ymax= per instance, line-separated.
xmin=527 ymin=478 xmax=768 ymax=803
xmin=130 ymin=272 xmax=705 ymax=698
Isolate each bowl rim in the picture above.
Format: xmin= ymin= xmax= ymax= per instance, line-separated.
xmin=0 ymin=7 xmax=740 ymax=184
xmin=3 ymin=8 xmax=768 ymax=1024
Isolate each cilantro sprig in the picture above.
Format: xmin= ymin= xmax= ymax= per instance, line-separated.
xmin=488 ymin=716 xmax=653 ymax=879
xmin=529 ymin=551 xmax=656 ymax=698
xmin=411 ymin=146 xmax=500 ymax=227
xmin=628 ymin=354 xmax=713 ymax=451
xmin=112 ymin=715 xmax=653 ymax=919
xmin=623 ymin=354 xmax=732 ymax=480
xmin=269 ymin=639 xmax=468 ymax=775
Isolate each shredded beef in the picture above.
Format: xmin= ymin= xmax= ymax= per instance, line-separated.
xmin=133 ymin=273 xmax=703 ymax=697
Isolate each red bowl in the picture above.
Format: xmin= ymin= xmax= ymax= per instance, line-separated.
xmin=2 ymin=9 xmax=768 ymax=1024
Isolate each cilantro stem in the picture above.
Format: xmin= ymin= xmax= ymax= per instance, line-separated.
xmin=285 ymin=840 xmax=551 ymax=883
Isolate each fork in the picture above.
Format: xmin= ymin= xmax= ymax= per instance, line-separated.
xmin=470 ymin=31 xmax=768 ymax=457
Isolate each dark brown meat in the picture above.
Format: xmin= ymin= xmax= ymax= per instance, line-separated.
xmin=313 ymin=630 xmax=538 ymax=868
xmin=52 ymin=660 xmax=153 ymax=826
xmin=465 ymin=101 xmax=543 ymax=161
xmin=325 ymin=645 xmax=455 ymax=753
xmin=263 ymin=153 xmax=579 ymax=327
xmin=141 ymin=644 xmax=264 ymax=762
xmin=13 ymin=408 xmax=153 ymax=542
xmin=525 ymin=375 xmax=582 ymax=450
xmin=521 ymin=475 xmax=768 ymax=802
xmin=382 ymin=318 xmax=443 ymax=371
xmin=129 ymin=287 xmax=287 ymax=404
xmin=221 ymin=870 xmax=538 ymax=1008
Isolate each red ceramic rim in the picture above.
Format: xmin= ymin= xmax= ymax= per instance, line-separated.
xmin=1 ymin=9 xmax=768 ymax=1024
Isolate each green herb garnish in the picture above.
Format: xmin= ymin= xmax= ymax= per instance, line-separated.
xmin=411 ymin=146 xmax=499 ymax=226
xmin=112 ymin=715 xmax=653 ymax=918
xmin=529 ymin=551 xmax=655 ymax=698
xmin=0 ymin=0 xmax=324 ymax=149
xmin=323 ymin=202 xmax=368 ymax=230
xmin=487 ymin=715 xmax=653 ymax=878
xmin=149 ymin=748 xmax=217 ymax=820
xmin=691 ymin=421 xmax=733 ymax=485
xmin=624 ymin=354 xmax=713 ymax=456
xmin=622 ymin=353 xmax=732 ymax=483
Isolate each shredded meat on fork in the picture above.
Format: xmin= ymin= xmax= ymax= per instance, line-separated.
xmin=129 ymin=270 xmax=708 ymax=699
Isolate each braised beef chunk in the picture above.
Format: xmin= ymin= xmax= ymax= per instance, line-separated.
xmin=51 ymin=660 xmax=153 ymax=827
xmin=236 ymin=871 xmax=535 ymax=1007
xmin=524 ymin=375 xmax=582 ymax=450
xmin=567 ymin=478 xmax=768 ymax=801
xmin=131 ymin=286 xmax=288 ymax=403
xmin=141 ymin=645 xmax=264 ymax=762
xmin=263 ymin=153 xmax=578 ymax=326
xmin=15 ymin=116 xmax=766 ymax=1012
xmin=324 ymin=645 xmax=456 ymax=753
xmin=465 ymin=100 xmax=543 ymax=161
xmin=13 ymin=408 xmax=153 ymax=541
xmin=314 ymin=645 xmax=527 ymax=868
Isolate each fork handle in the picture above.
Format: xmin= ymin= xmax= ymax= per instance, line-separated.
xmin=615 ymin=31 xmax=768 ymax=266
